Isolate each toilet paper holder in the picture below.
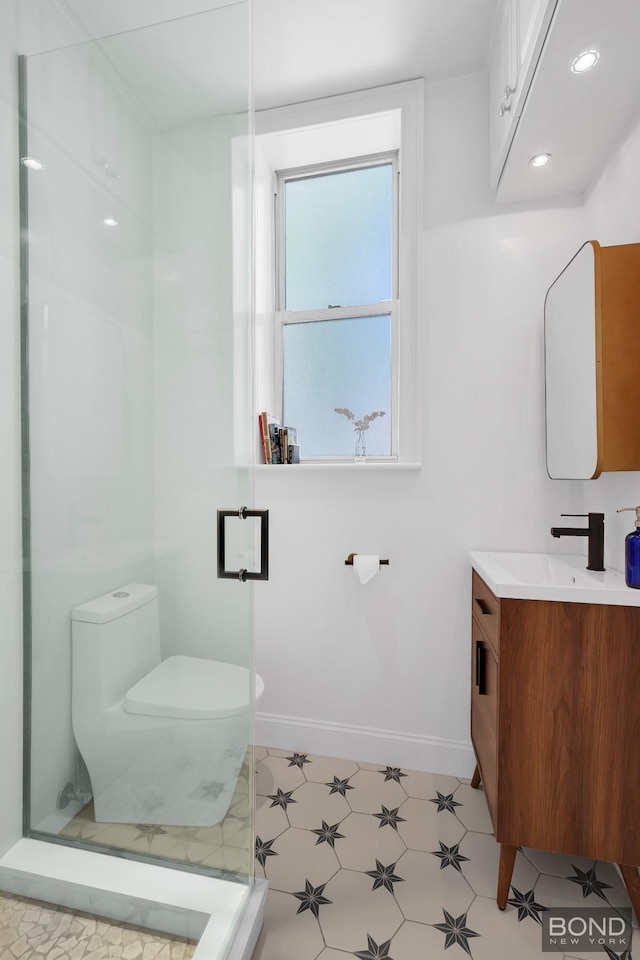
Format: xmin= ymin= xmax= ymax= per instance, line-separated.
xmin=345 ymin=553 xmax=389 ymax=567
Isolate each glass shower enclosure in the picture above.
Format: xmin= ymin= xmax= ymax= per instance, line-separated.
xmin=19 ymin=1 xmax=257 ymax=947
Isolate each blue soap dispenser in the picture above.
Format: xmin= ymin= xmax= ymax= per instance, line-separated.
xmin=617 ymin=507 xmax=640 ymax=588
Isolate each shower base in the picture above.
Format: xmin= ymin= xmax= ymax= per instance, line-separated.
xmin=0 ymin=839 xmax=266 ymax=960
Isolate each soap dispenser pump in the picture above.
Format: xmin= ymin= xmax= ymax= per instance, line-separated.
xmin=616 ymin=507 xmax=640 ymax=588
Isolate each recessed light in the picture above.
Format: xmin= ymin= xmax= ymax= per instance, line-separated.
xmin=20 ymin=156 xmax=45 ymax=171
xmin=530 ymin=153 xmax=551 ymax=168
xmin=571 ymin=49 xmax=600 ymax=74
xmin=102 ymin=217 xmax=119 ymax=227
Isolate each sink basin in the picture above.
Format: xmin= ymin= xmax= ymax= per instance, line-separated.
xmin=469 ymin=551 xmax=640 ymax=606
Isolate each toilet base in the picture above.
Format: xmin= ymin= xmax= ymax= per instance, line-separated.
xmin=82 ymin=715 xmax=250 ymax=826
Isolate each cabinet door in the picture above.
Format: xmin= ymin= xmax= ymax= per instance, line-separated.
xmin=516 ymin=0 xmax=549 ymax=107
xmin=470 ymin=618 xmax=498 ymax=826
xmin=489 ymin=0 xmax=518 ymax=187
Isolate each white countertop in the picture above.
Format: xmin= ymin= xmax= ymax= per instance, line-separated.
xmin=469 ymin=551 xmax=640 ymax=606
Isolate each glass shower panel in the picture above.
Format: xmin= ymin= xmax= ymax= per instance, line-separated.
xmin=21 ymin=3 xmax=254 ymax=885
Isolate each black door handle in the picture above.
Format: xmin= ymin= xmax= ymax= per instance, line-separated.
xmin=217 ymin=507 xmax=269 ymax=581
xmin=475 ymin=639 xmax=486 ymax=695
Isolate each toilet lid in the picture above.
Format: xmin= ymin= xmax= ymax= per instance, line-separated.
xmin=124 ymin=656 xmax=265 ymax=720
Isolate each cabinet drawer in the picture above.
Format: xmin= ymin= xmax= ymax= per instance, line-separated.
xmin=472 ymin=570 xmax=500 ymax=654
xmin=471 ymin=618 xmax=498 ymax=827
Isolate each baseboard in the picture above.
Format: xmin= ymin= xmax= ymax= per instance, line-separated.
xmin=255 ymin=712 xmax=476 ymax=778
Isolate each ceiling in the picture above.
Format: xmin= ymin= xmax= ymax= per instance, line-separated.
xmin=25 ymin=0 xmax=499 ymax=125
xmin=252 ymin=0 xmax=499 ymax=111
xmin=497 ymin=0 xmax=640 ymax=202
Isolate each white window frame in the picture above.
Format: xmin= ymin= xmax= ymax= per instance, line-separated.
xmin=254 ymin=80 xmax=423 ymax=465
xmin=275 ymin=151 xmax=400 ymax=460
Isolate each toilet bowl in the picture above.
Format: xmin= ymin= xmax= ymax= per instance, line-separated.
xmin=71 ymin=583 xmax=263 ymax=826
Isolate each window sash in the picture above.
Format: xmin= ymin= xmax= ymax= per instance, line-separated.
xmin=275 ymin=151 xmax=400 ymax=314
xmin=276 ymin=302 xmax=400 ymax=461
xmin=275 ymin=152 xmax=400 ymax=460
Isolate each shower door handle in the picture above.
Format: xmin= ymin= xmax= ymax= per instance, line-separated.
xmin=217 ymin=508 xmax=269 ymax=581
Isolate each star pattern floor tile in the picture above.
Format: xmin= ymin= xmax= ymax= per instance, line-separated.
xmin=2 ymin=746 xmax=638 ymax=959
xmin=252 ymin=746 xmax=638 ymax=960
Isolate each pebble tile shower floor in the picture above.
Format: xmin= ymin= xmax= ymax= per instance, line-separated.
xmin=1 ymin=746 xmax=637 ymax=959
xmin=0 ymin=895 xmax=195 ymax=959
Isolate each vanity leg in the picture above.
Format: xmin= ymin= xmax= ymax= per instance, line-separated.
xmin=470 ymin=764 xmax=481 ymax=789
xmin=618 ymin=863 xmax=640 ymax=924
xmin=497 ymin=844 xmax=517 ymax=910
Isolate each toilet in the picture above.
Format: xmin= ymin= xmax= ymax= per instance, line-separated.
xmin=71 ymin=583 xmax=264 ymax=826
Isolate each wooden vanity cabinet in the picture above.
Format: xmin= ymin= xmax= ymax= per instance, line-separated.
xmin=470 ymin=569 xmax=640 ymax=918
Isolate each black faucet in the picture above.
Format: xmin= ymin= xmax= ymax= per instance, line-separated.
xmin=550 ymin=513 xmax=605 ymax=571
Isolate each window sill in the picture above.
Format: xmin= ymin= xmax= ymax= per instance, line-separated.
xmin=255 ymin=462 xmax=421 ymax=472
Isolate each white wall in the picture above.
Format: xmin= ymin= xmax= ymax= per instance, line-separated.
xmin=0 ymin=0 xmax=23 ymax=857
xmin=581 ymin=117 xmax=640 ymax=567
xmin=254 ymin=72 xmax=587 ymax=774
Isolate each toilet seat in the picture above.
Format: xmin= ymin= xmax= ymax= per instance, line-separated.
xmin=124 ymin=655 xmax=265 ymax=720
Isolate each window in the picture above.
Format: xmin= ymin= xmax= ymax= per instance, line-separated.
xmin=277 ymin=155 xmax=398 ymax=458
xmin=254 ymin=81 xmax=423 ymax=464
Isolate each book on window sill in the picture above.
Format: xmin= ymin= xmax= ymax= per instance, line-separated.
xmin=258 ymin=414 xmax=301 ymax=464
xmin=269 ymin=421 xmax=282 ymax=464
xmin=258 ymin=412 xmax=279 ymax=464
xmin=279 ymin=426 xmax=299 ymax=464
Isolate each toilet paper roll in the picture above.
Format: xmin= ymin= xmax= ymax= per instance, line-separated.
xmin=353 ymin=554 xmax=380 ymax=585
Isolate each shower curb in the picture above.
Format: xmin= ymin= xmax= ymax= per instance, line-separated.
xmin=0 ymin=838 xmax=265 ymax=959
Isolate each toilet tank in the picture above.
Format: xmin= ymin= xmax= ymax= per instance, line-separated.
xmin=71 ymin=584 xmax=161 ymax=709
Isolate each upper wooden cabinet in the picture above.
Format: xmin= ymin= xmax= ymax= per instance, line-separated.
xmin=544 ymin=241 xmax=640 ymax=480
xmin=490 ymin=0 xmax=640 ymax=201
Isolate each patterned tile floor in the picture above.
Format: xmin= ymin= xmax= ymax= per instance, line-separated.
xmin=251 ymin=747 xmax=638 ymax=960
xmin=0 ymin=892 xmax=195 ymax=959
xmin=2 ymin=745 xmax=637 ymax=959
